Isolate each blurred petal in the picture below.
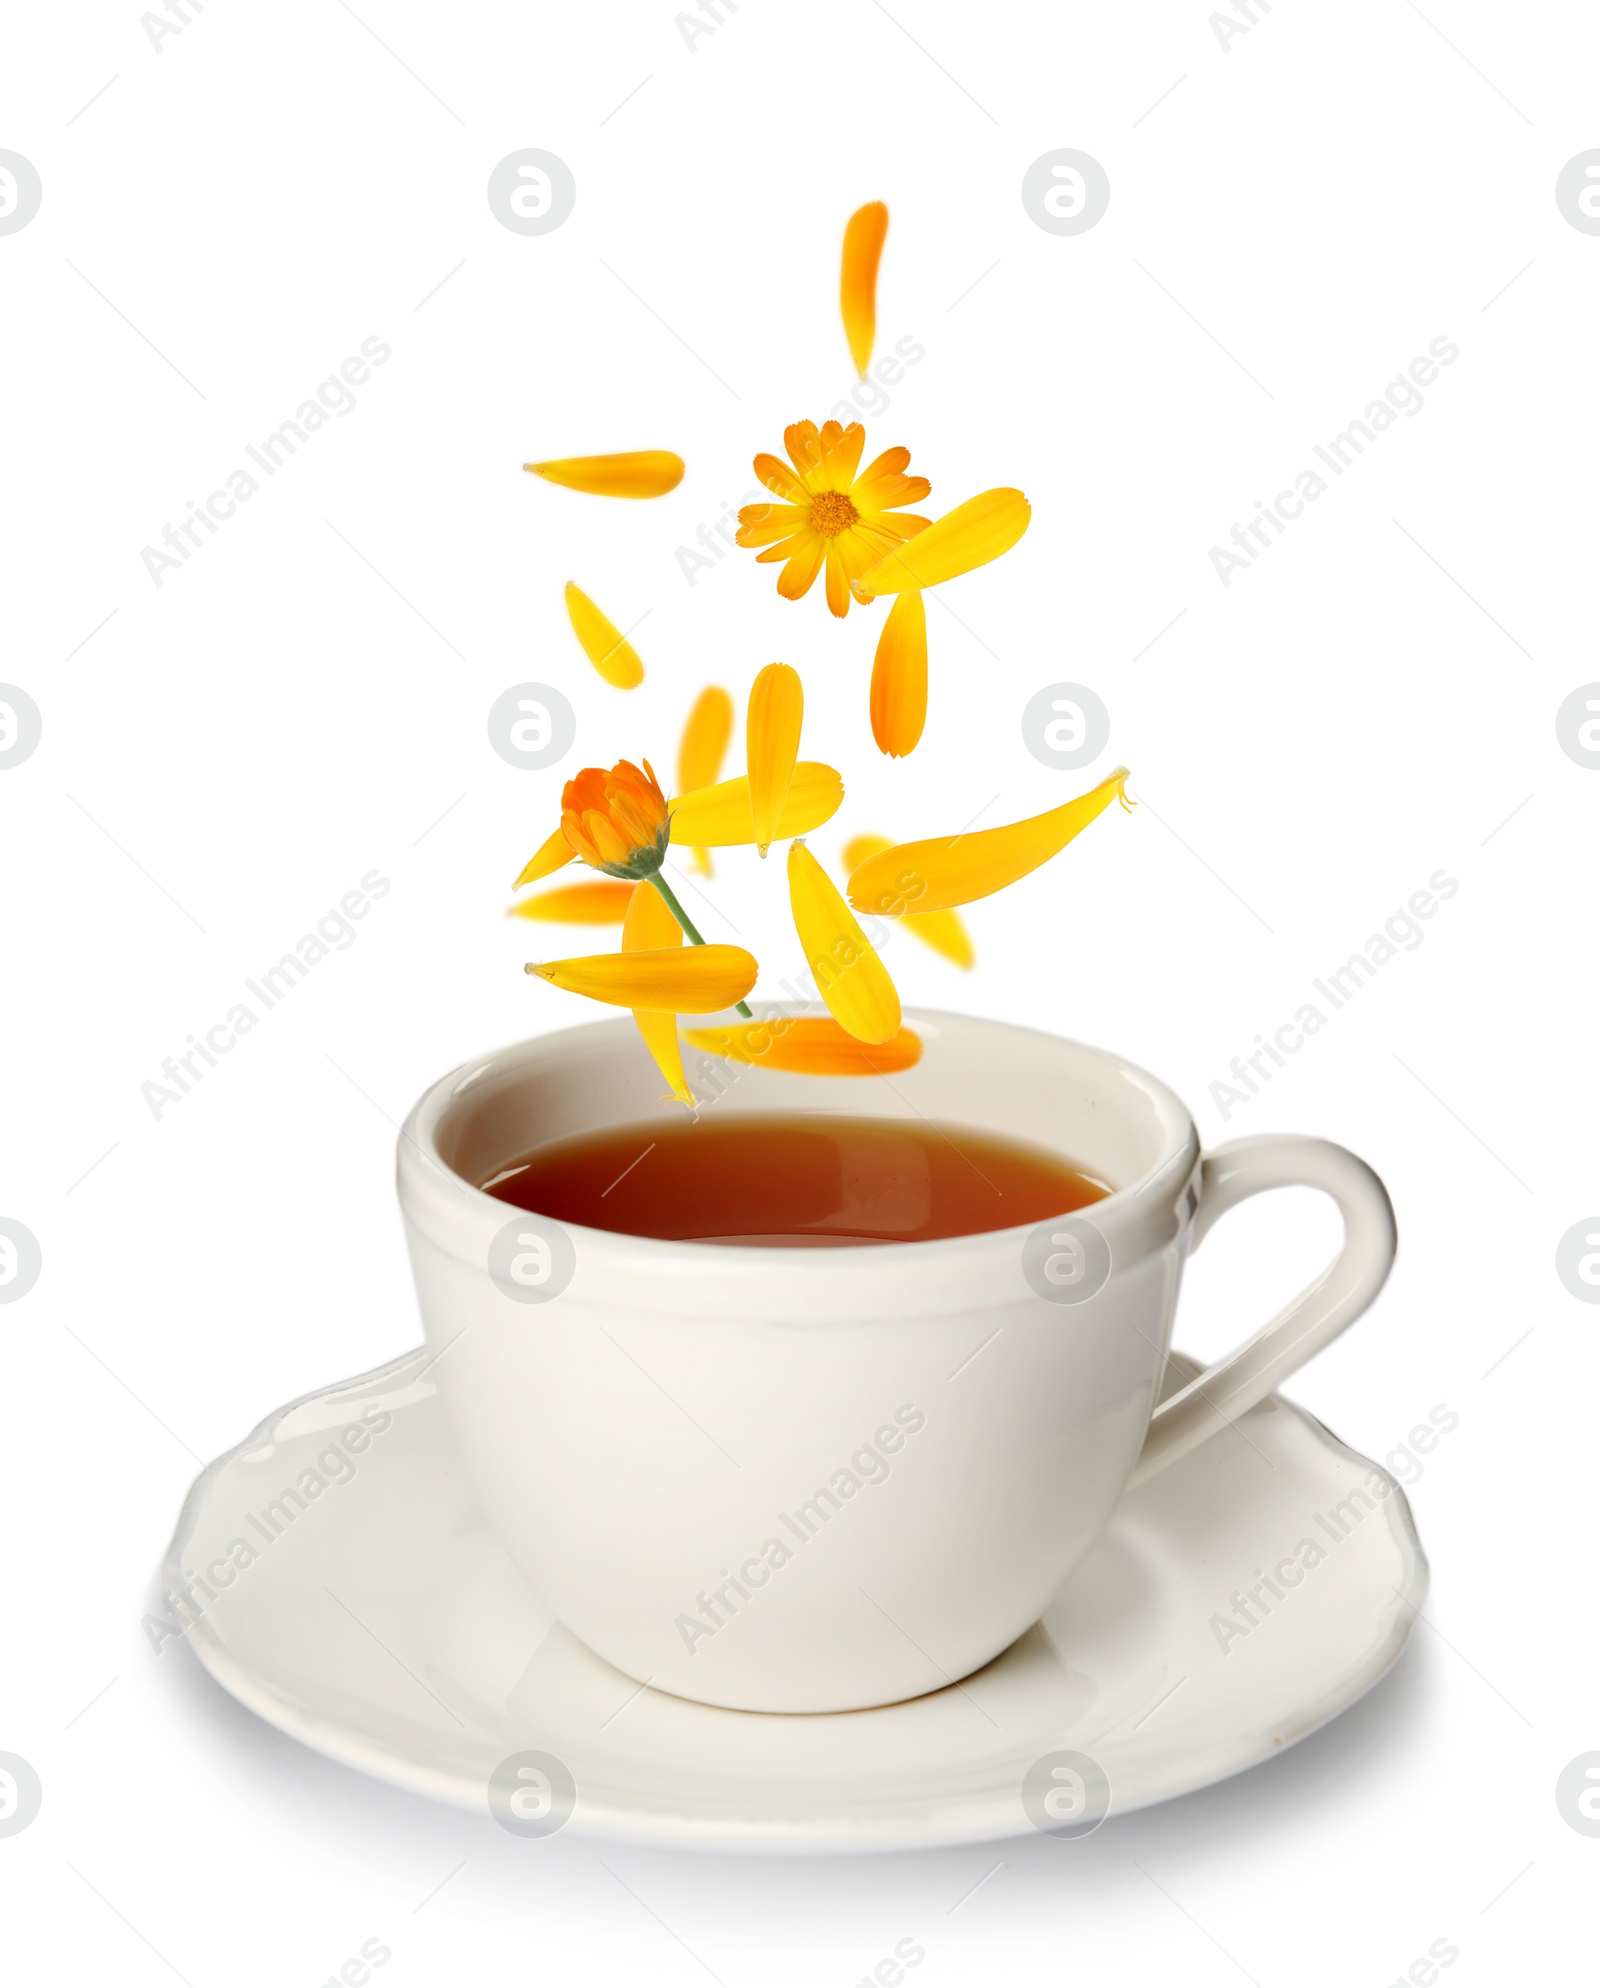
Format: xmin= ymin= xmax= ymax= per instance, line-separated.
xmin=525 ymin=451 xmax=684 ymax=498
xmin=747 ymin=662 xmax=803 ymax=855
xmin=841 ymin=833 xmax=972 ymax=968
xmin=509 ymin=881 xmax=633 ymax=924
xmin=526 ymin=944 xmax=757 ymax=1012
xmin=677 ymin=686 xmax=734 ymax=792
xmin=670 ymin=761 xmax=843 ymax=846
xmin=869 ymin=591 xmax=927 ymax=757
xmin=857 ymin=488 xmax=1031 ymax=594
xmin=564 ymin=581 xmax=644 ymax=688
xmin=904 ymin=907 xmax=974 ymax=968
xmin=787 ymin=841 xmax=901 ymax=1044
xmin=849 ymin=767 xmax=1132 ymax=915
xmin=676 ymin=685 xmax=734 ymax=882
xmin=623 ymin=882 xmax=691 ymax=1105
xmin=840 ymin=201 xmax=888 ymax=377
xmin=683 ymin=1017 xmax=923 ymax=1076
xmin=514 ymin=824 xmax=574 ymax=888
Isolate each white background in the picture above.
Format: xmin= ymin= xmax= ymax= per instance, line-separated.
xmin=3 ymin=0 xmax=1597 ymax=1979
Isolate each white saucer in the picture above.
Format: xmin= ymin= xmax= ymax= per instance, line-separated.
xmin=162 ymin=1348 xmax=1427 ymax=1853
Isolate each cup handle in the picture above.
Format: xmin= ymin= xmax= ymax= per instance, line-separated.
xmin=1126 ymin=1134 xmax=1397 ymax=1491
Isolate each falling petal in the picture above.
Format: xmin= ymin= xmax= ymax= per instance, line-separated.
xmin=676 ymin=686 xmax=734 ymax=877
xmin=840 ymin=835 xmax=973 ymax=968
xmin=670 ymin=761 xmax=843 ymax=846
xmin=849 ymin=767 xmax=1132 ymax=916
xmin=564 ymin=581 xmax=644 ymax=688
xmin=514 ymin=824 xmax=575 ymax=888
xmin=857 ymin=489 xmax=1031 ymax=595
xmin=526 ymin=944 xmax=758 ymax=1012
xmin=525 ymin=451 xmax=685 ymax=499
xmin=787 ymin=841 xmax=901 ymax=1044
xmin=840 ymin=201 xmax=889 ymax=378
xmin=869 ymin=591 xmax=927 ymax=757
xmin=623 ymin=882 xmax=691 ymax=1106
xmin=509 ymin=881 xmax=633 ymax=924
xmin=683 ymin=1017 xmax=923 ymax=1076
xmin=747 ymin=663 xmax=803 ymax=856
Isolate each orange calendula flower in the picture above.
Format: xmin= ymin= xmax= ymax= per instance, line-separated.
xmin=869 ymin=591 xmax=927 ymax=757
xmin=787 ymin=841 xmax=901 ymax=1044
xmin=559 ymin=760 xmax=672 ymax=879
xmin=736 ymin=421 xmax=930 ymax=618
xmin=842 ymin=835 xmax=972 ymax=968
xmin=525 ymin=944 xmax=758 ymax=1012
xmin=669 ymin=762 xmax=843 ymax=847
xmin=622 ymin=880 xmax=692 ymax=1106
xmin=849 ymin=767 xmax=1132 ymax=916
xmin=564 ymin=581 xmax=644 ymax=688
xmin=525 ymin=451 xmax=684 ymax=499
xmin=683 ymin=1016 xmax=923 ymax=1076
xmin=857 ymin=488 xmax=1031 ymax=596
xmin=747 ymin=663 xmax=802 ymax=856
xmin=509 ymin=880 xmax=633 ymax=924
xmin=677 ymin=687 xmax=734 ymax=877
xmin=840 ymin=201 xmax=888 ymax=377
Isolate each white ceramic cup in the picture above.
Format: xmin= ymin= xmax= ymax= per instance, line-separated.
xmin=397 ymin=1009 xmax=1396 ymax=1714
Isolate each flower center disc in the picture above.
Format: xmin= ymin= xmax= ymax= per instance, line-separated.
xmin=809 ymin=490 xmax=859 ymax=537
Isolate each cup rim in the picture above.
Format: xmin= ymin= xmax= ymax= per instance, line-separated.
xmin=397 ymin=1008 xmax=1201 ymax=1300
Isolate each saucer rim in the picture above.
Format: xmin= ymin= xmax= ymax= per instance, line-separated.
xmin=162 ymin=1349 xmax=1429 ymax=1855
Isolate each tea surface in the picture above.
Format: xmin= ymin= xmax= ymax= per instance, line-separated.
xmin=483 ymin=1112 xmax=1108 ymax=1244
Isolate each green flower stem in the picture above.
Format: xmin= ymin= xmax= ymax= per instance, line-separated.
xmin=648 ymin=872 xmax=754 ymax=1020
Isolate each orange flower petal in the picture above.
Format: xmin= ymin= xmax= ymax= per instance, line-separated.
xmin=857 ymin=489 xmax=1031 ymax=595
xmin=622 ymin=882 xmax=691 ymax=1105
xmin=840 ymin=201 xmax=888 ymax=378
xmin=747 ymin=663 xmax=803 ymax=856
xmin=849 ymin=767 xmax=1132 ymax=915
xmin=509 ymin=881 xmax=633 ymax=924
xmin=526 ymin=944 xmax=757 ymax=1012
xmin=776 ymin=533 xmax=825 ymax=600
xmin=783 ymin=420 xmax=825 ymax=484
xmin=869 ymin=590 xmax=927 ymax=757
xmin=754 ymin=452 xmax=808 ymax=503
xmin=524 ymin=451 xmax=684 ymax=498
xmin=682 ymin=1017 xmax=923 ymax=1076
xmin=564 ymin=581 xmax=644 ymax=688
xmin=514 ymin=824 xmax=575 ymax=888
xmin=670 ymin=762 xmax=843 ymax=846
xmin=787 ymin=841 xmax=901 ymax=1044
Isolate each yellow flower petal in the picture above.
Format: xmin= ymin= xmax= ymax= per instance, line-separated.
xmin=514 ymin=824 xmax=574 ymax=888
xmin=669 ymin=761 xmax=843 ymax=846
xmin=525 ymin=945 xmax=757 ymax=1012
xmin=677 ymin=687 xmax=734 ymax=792
xmin=747 ymin=662 xmax=802 ymax=856
xmin=869 ymin=591 xmax=927 ymax=757
xmin=622 ymin=882 xmax=691 ymax=1106
xmin=849 ymin=767 xmax=1132 ymax=916
xmin=857 ymin=488 xmax=1031 ymax=595
xmin=677 ymin=685 xmax=734 ymax=878
xmin=841 ymin=834 xmax=972 ymax=968
xmin=525 ymin=451 xmax=685 ymax=499
xmin=840 ymin=201 xmax=888 ymax=378
xmin=509 ymin=881 xmax=634 ymax=924
xmin=787 ymin=841 xmax=901 ymax=1045
xmin=564 ymin=582 xmax=644 ymax=688
xmin=682 ymin=1017 xmax=923 ymax=1076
